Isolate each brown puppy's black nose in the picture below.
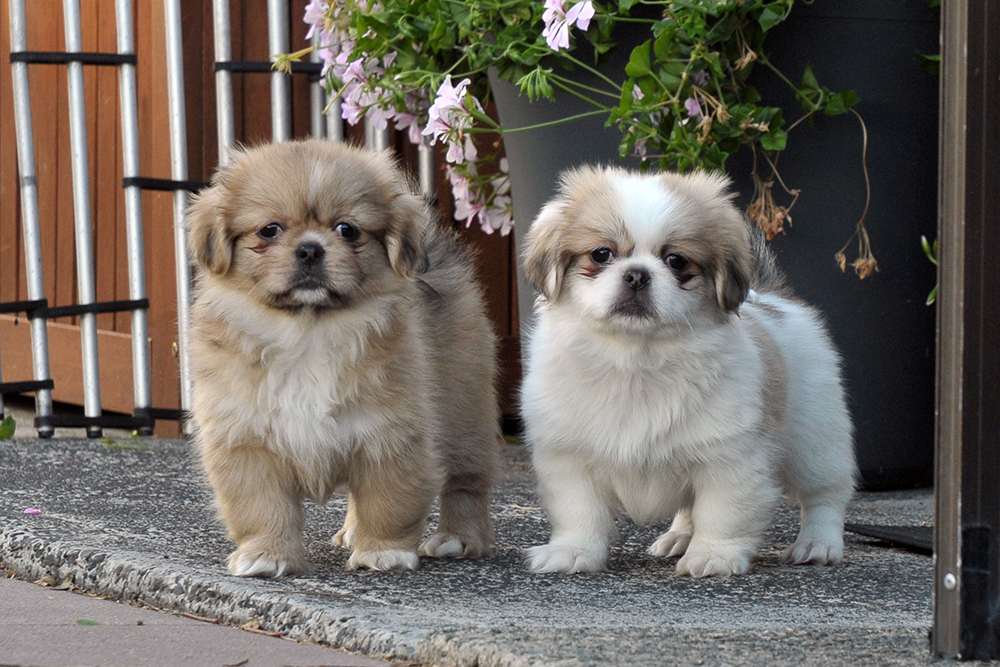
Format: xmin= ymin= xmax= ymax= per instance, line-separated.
xmin=296 ymin=242 xmax=325 ymax=267
xmin=624 ymin=267 xmax=651 ymax=291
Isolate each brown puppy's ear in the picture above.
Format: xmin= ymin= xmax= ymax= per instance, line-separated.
xmin=523 ymin=201 xmax=572 ymax=301
xmin=186 ymin=185 xmax=235 ymax=276
xmin=385 ymin=191 xmax=429 ymax=278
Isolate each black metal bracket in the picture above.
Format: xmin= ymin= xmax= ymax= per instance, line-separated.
xmin=214 ymin=59 xmax=323 ymax=82
xmin=122 ymin=176 xmax=210 ymax=194
xmin=10 ymin=51 xmax=137 ymax=66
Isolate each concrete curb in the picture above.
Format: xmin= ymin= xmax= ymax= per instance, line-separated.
xmin=0 ymin=526 xmax=533 ymax=667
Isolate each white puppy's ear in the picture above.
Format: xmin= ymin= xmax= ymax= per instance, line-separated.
xmin=385 ymin=191 xmax=429 ymax=278
xmin=524 ymin=201 xmax=571 ymax=301
xmin=186 ymin=185 xmax=234 ymax=276
xmin=713 ymin=226 xmax=754 ymax=314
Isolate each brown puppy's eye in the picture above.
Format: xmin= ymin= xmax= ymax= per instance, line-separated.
xmin=335 ymin=222 xmax=360 ymax=242
xmin=664 ymin=253 xmax=689 ymax=273
xmin=258 ymin=222 xmax=284 ymax=241
xmin=590 ymin=247 xmax=614 ymax=265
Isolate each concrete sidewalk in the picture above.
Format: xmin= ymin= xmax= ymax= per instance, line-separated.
xmin=1 ymin=437 xmax=939 ymax=666
xmin=0 ymin=572 xmax=388 ymax=666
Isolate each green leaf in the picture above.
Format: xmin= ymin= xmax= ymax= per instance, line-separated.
xmin=800 ymin=65 xmax=819 ymax=93
xmin=758 ymin=6 xmax=787 ymax=32
xmin=760 ymin=128 xmax=788 ymax=152
xmin=921 ymin=235 xmax=939 ymax=265
xmin=653 ymin=33 xmax=674 ymax=63
xmin=917 ymin=51 xmax=940 ymax=78
xmin=824 ymin=90 xmax=859 ymax=116
xmin=0 ymin=416 xmax=15 ymax=440
xmin=625 ymin=41 xmax=652 ymax=78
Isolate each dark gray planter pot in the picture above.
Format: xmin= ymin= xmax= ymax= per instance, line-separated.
xmin=492 ymin=0 xmax=939 ymax=490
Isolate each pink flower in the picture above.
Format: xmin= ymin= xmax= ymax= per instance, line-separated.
xmin=484 ymin=197 xmax=514 ymax=235
xmin=454 ymin=189 xmax=485 ymax=226
xmin=542 ymin=0 xmax=595 ymax=51
xmin=423 ymin=77 xmax=483 ymax=165
xmin=304 ymin=0 xmax=328 ymax=40
xmin=684 ymin=97 xmax=702 ymax=118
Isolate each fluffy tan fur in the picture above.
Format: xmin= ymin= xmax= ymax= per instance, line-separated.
xmin=186 ymin=139 xmax=498 ymax=576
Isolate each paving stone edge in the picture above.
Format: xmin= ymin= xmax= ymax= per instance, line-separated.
xmin=0 ymin=523 xmax=534 ymax=667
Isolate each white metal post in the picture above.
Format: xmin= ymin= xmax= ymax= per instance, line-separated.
xmin=163 ymin=0 xmax=194 ymax=423
xmin=63 ymin=0 xmax=103 ymax=437
xmin=212 ymin=0 xmax=235 ymax=165
xmin=268 ymin=0 xmax=291 ymax=142
xmin=114 ymin=0 xmax=153 ymax=433
xmin=7 ymin=0 xmax=55 ymax=436
xmin=309 ymin=32 xmax=326 ymax=139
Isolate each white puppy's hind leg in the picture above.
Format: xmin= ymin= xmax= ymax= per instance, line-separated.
xmin=648 ymin=508 xmax=693 ymax=558
xmin=526 ymin=453 xmax=616 ymax=573
xmin=782 ymin=490 xmax=851 ymax=565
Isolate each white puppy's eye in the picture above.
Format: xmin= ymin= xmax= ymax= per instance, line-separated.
xmin=664 ymin=253 xmax=690 ymax=273
xmin=258 ymin=222 xmax=284 ymax=241
xmin=335 ymin=222 xmax=360 ymax=242
xmin=590 ymin=247 xmax=614 ymax=265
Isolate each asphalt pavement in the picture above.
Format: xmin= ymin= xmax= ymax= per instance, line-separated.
xmin=0 ymin=434 xmax=944 ymax=667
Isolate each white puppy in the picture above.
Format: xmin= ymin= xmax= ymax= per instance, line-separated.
xmin=521 ymin=166 xmax=856 ymax=578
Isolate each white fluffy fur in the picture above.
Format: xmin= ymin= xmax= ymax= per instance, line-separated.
xmin=521 ymin=167 xmax=856 ymax=578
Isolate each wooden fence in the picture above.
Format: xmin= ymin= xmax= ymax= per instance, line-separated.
xmin=0 ymin=0 xmax=520 ymax=436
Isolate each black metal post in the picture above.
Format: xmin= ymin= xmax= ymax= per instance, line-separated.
xmin=934 ymin=0 xmax=1000 ymax=659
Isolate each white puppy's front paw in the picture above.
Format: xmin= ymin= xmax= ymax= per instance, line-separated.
xmin=228 ymin=547 xmax=307 ymax=578
xmin=347 ymin=549 xmax=419 ymax=571
xmin=419 ymin=533 xmax=491 ymax=559
xmin=525 ymin=544 xmax=606 ymax=573
xmin=782 ymin=537 xmax=844 ymax=566
xmin=675 ymin=549 xmax=751 ymax=578
xmin=647 ymin=531 xmax=692 ymax=558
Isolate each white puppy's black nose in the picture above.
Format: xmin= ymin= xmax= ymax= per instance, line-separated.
xmin=296 ymin=242 xmax=325 ymax=267
xmin=623 ymin=267 xmax=651 ymax=291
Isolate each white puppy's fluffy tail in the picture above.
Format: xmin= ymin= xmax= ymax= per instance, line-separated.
xmin=747 ymin=221 xmax=788 ymax=295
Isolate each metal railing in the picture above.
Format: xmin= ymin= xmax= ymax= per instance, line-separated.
xmin=2 ymin=0 xmax=437 ymax=438
xmin=3 ymin=0 xmax=154 ymax=437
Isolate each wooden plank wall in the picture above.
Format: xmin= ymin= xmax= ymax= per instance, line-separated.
xmin=0 ymin=0 xmax=519 ymax=435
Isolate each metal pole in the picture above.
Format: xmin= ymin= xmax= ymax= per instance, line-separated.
xmin=115 ymin=0 xmax=153 ymax=435
xmin=63 ymin=0 xmax=103 ymax=438
xmin=212 ymin=0 xmax=235 ymax=165
xmin=268 ymin=0 xmax=291 ymax=142
xmin=309 ymin=32 xmax=325 ymax=139
xmin=418 ymin=139 xmax=435 ymax=200
xmin=366 ymin=120 xmax=389 ymax=152
xmin=164 ymin=0 xmax=194 ymax=426
xmin=326 ymin=97 xmax=343 ymax=143
xmin=934 ymin=0 xmax=1000 ymax=659
xmin=8 ymin=0 xmax=55 ymax=437
xmin=933 ymin=0 xmax=967 ymax=655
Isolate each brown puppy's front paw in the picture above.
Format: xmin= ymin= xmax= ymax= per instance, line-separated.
xmin=228 ymin=543 xmax=308 ymax=578
xmin=332 ymin=523 xmax=355 ymax=549
xmin=347 ymin=549 xmax=419 ymax=571
xmin=419 ymin=532 xmax=492 ymax=559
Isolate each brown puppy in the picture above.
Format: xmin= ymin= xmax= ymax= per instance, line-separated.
xmin=186 ymin=139 xmax=498 ymax=575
